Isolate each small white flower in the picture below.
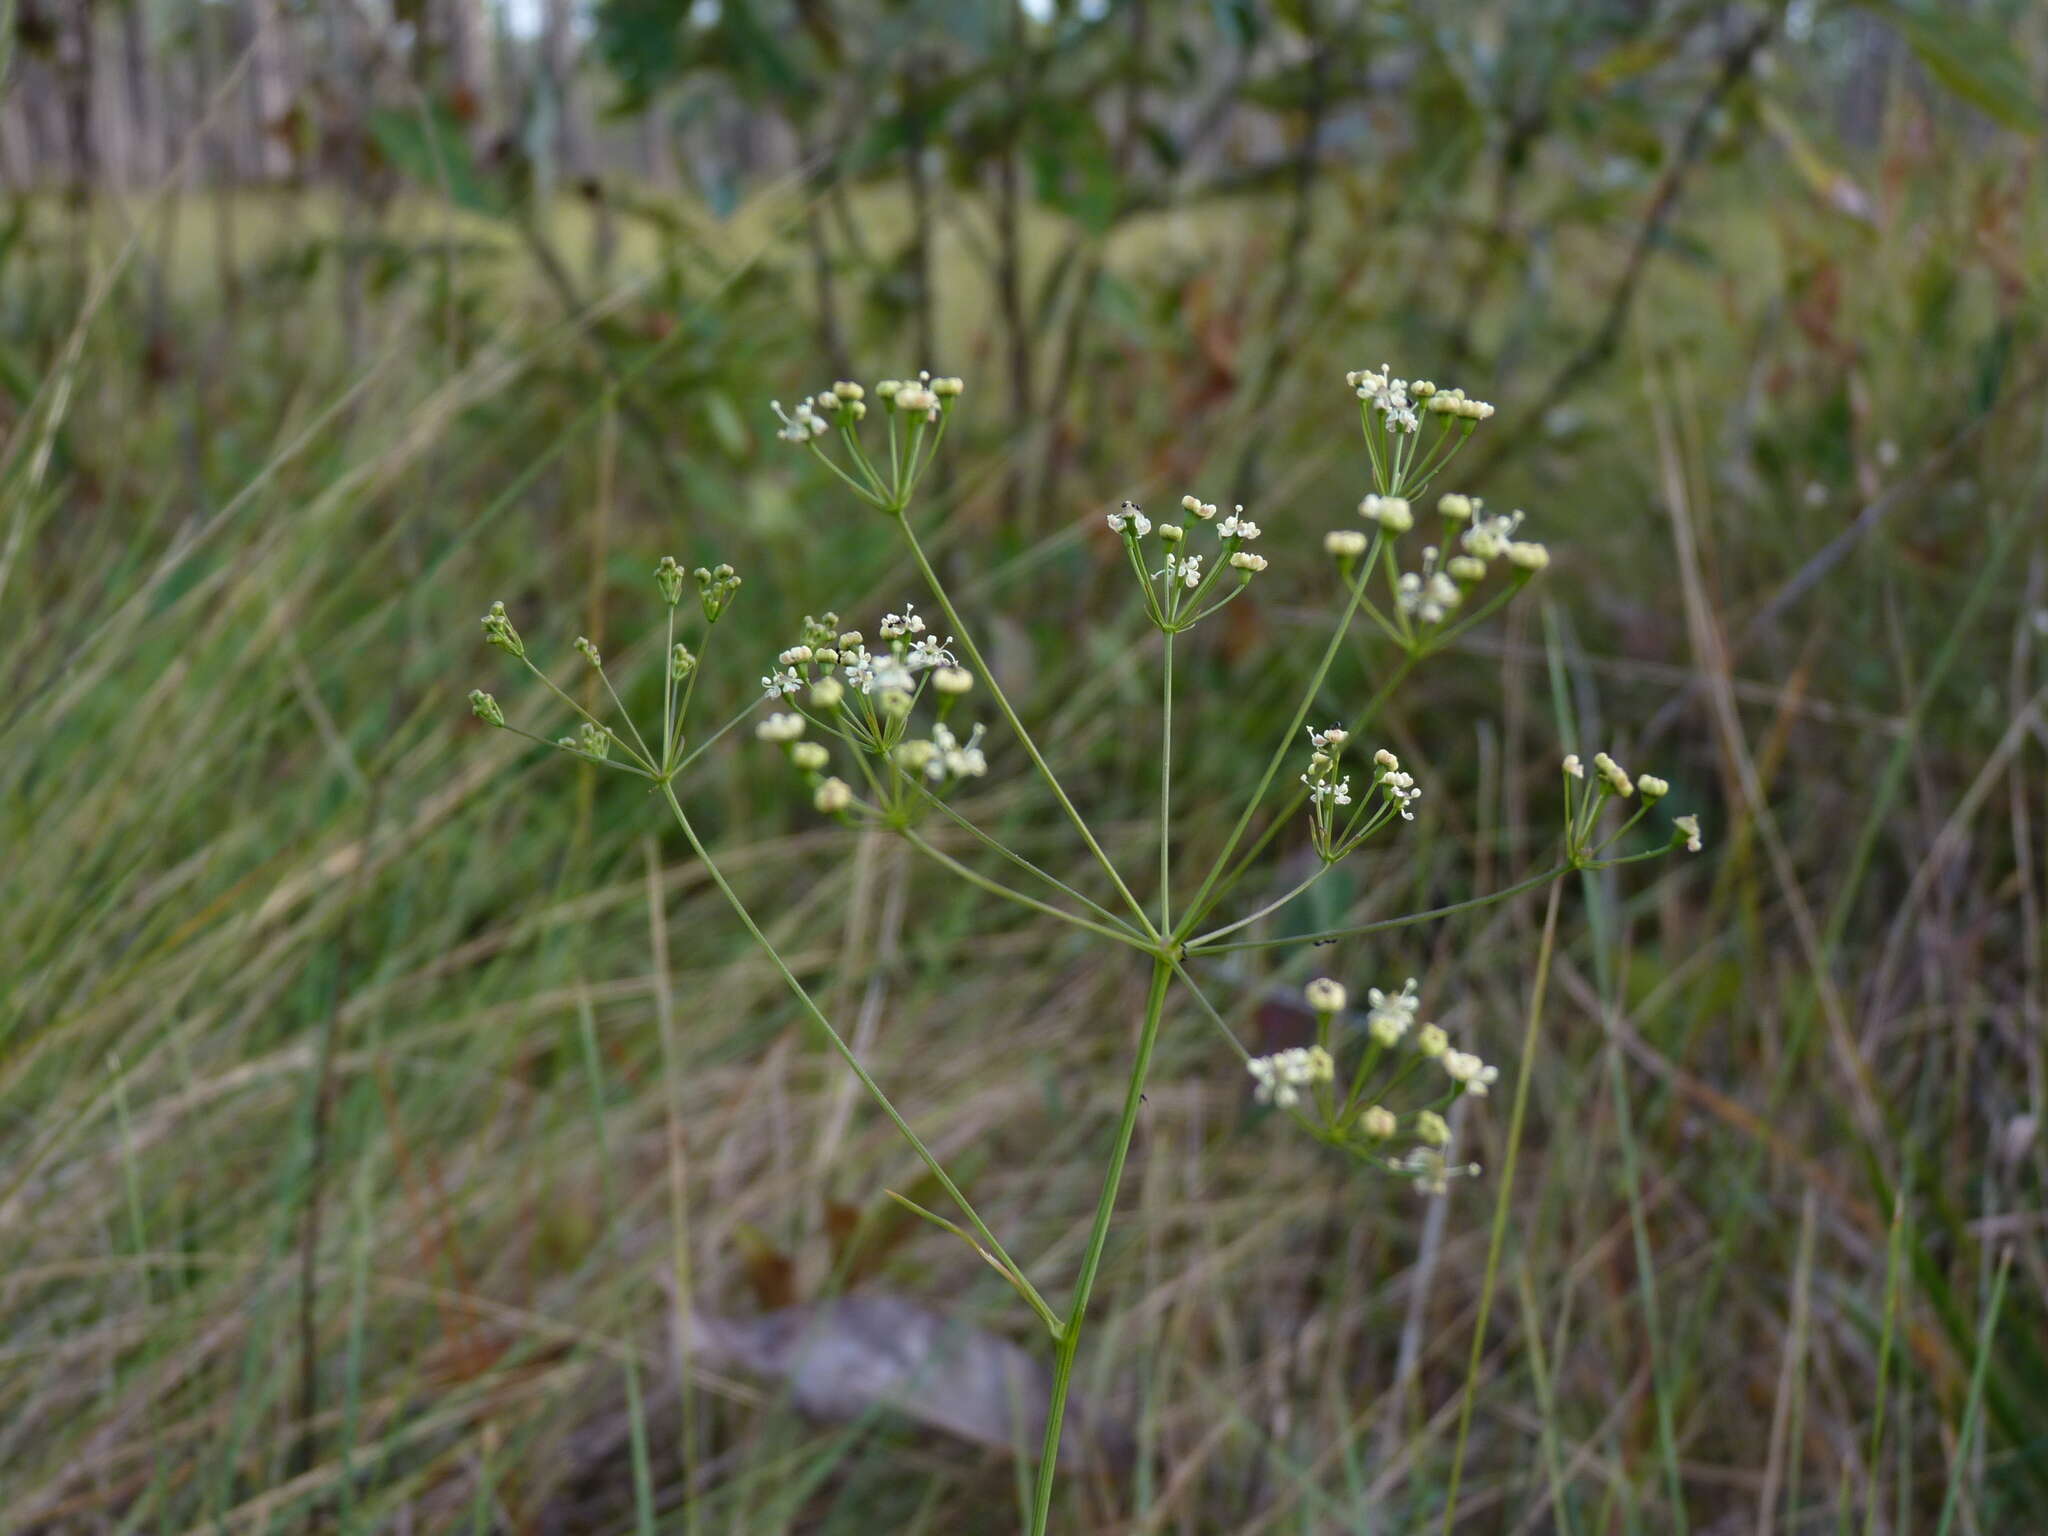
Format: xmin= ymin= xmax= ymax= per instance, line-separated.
xmin=1107 ymin=501 xmax=1152 ymax=536
xmin=1308 ymin=725 xmax=1348 ymax=750
xmin=1230 ymin=551 xmax=1268 ymax=573
xmin=1325 ymin=529 xmax=1368 ymax=558
xmin=1360 ymin=1105 xmax=1397 ymax=1139
xmin=931 ymin=666 xmax=974 ymax=695
xmin=1443 ymin=1050 xmax=1499 ymax=1097
xmin=879 ymin=603 xmax=927 ymax=639
xmin=1674 ymin=813 xmax=1704 ymax=853
xmin=1637 ymin=774 xmax=1669 ymax=802
xmin=762 ymin=668 xmax=802 ymax=699
xmin=1217 ymin=509 xmax=1261 ymax=540
xmin=1304 ymin=978 xmax=1347 ymax=1014
xmin=1415 ymin=1024 xmax=1448 ymax=1058
xmin=790 ymin=741 xmax=830 ymax=771
xmin=814 ymin=777 xmax=854 ymax=813
xmin=1593 ymin=751 xmax=1634 ymax=797
xmin=1247 ymin=1045 xmax=1336 ymax=1107
xmin=1505 ymin=540 xmax=1550 ymax=571
xmin=771 ymin=397 xmax=829 ymax=443
xmin=1438 ymin=493 xmax=1474 ymax=520
xmin=1416 ymin=1111 xmax=1450 ymax=1148
xmin=1562 ymin=753 xmax=1584 ymax=779
xmin=1446 ymin=554 xmax=1487 ymax=582
xmin=756 ymin=712 xmax=806 ymax=742
xmin=1157 ymin=554 xmax=1203 ymax=589
xmin=810 ymin=677 xmax=845 ymax=710
xmin=1360 ymin=495 xmax=1413 ymax=532
xmin=1367 ymin=978 xmax=1421 ymax=1045
xmin=930 ymin=721 xmax=989 ymax=780
xmin=894 ymin=739 xmax=937 ymax=775
xmin=905 ymin=634 xmax=957 ymax=670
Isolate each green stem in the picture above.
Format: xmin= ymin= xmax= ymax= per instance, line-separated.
xmin=897 ymin=516 xmax=1156 ymax=937
xmin=1159 ymin=633 xmax=1174 ymax=932
xmin=1443 ymin=878 xmax=1564 ymax=1532
xmin=658 ymin=784 xmax=1054 ymax=1328
xmin=1029 ymin=957 xmax=1173 ymax=1534
xmin=1188 ymin=863 xmax=1569 ymax=953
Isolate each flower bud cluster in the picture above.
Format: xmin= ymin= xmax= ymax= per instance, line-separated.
xmin=1563 ymin=750 xmax=1704 ymax=861
xmin=695 ymin=564 xmax=741 ymax=623
xmin=480 ymin=601 xmax=524 ymax=659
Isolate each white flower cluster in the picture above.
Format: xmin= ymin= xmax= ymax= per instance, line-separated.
xmin=1247 ymin=1044 xmax=1335 ymax=1108
xmin=875 ymin=371 xmax=964 ymax=422
xmin=899 ymin=721 xmax=988 ymax=783
xmin=1348 ymin=365 xmax=1496 ymax=432
xmin=766 ymin=374 xmax=964 ymax=513
xmin=1243 ymin=976 xmax=1498 ymax=1192
xmin=1447 ymin=498 xmax=1546 ymax=570
xmin=1366 ymin=977 xmax=1422 ymax=1045
xmin=1300 ymin=731 xmax=1418 ymax=860
xmin=1372 ymin=748 xmax=1421 ymax=820
xmin=757 ymin=606 xmax=992 ymax=810
xmin=1104 ymin=494 xmax=1268 ymax=631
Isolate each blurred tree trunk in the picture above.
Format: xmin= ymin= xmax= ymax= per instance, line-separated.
xmin=798 ymin=123 xmax=851 ymax=380
xmin=116 ymin=0 xmax=160 ymax=186
xmin=197 ymin=0 xmax=242 ymax=312
xmin=245 ymin=0 xmax=293 ymax=180
xmin=58 ymin=0 xmax=98 ymax=203
xmin=993 ymin=9 xmax=1030 ymax=529
xmin=443 ymin=0 xmax=496 ymax=152
xmin=542 ymin=0 xmax=586 ymax=181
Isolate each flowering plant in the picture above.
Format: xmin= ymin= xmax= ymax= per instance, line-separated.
xmin=469 ymin=364 xmax=1701 ymax=1530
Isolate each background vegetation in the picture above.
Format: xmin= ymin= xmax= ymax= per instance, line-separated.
xmin=4 ymin=0 xmax=2046 ymax=1529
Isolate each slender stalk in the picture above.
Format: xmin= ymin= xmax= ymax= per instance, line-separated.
xmin=1443 ymin=878 xmax=1564 ymax=1531
xmin=896 ymin=826 xmax=1154 ymax=952
xmin=1030 ymin=957 xmax=1174 ymax=1534
xmin=907 ymin=781 xmax=1135 ymax=933
xmin=658 ymin=784 xmax=1054 ymax=1328
xmin=1189 ymin=862 xmax=1334 ymax=948
xmin=1188 ymin=863 xmax=1570 ymax=953
xmin=1159 ymin=632 xmax=1174 ymax=931
xmin=897 ymin=516 xmax=1156 ymax=936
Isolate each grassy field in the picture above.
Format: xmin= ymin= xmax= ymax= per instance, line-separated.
xmin=4 ymin=98 xmax=2047 ymax=1534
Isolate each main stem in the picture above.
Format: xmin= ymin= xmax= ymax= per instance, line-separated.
xmin=1029 ymin=956 xmax=1173 ymax=1534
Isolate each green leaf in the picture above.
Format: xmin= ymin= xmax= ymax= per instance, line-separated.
xmin=366 ymin=107 xmax=503 ymax=217
xmin=1854 ymin=0 xmax=2042 ymax=133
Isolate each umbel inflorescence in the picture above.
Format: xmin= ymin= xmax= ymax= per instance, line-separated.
xmin=466 ymin=360 xmax=1704 ymax=1536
